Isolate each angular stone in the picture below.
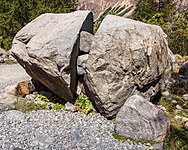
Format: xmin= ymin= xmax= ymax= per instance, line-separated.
xmin=115 ymin=95 xmax=170 ymax=142
xmin=77 ymin=54 xmax=89 ymax=75
xmin=65 ymin=102 xmax=78 ymax=112
xmin=11 ymin=11 xmax=93 ymax=101
xmin=16 ymin=80 xmax=36 ymax=97
xmin=80 ymin=31 xmax=93 ymax=53
xmin=83 ymin=15 xmax=173 ymax=118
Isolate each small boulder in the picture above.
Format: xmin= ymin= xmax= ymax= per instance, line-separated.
xmin=115 ymin=95 xmax=170 ymax=142
xmin=65 ymin=102 xmax=78 ymax=112
xmin=77 ymin=54 xmax=89 ymax=75
xmin=15 ymin=80 xmax=36 ymax=97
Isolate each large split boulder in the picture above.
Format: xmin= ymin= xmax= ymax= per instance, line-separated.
xmin=114 ymin=95 xmax=170 ymax=142
xmin=11 ymin=11 xmax=93 ymax=101
xmin=83 ymin=15 xmax=173 ymax=118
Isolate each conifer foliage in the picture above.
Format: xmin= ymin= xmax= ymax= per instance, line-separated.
xmin=0 ymin=0 xmax=76 ymax=50
xmin=132 ymin=0 xmax=188 ymax=56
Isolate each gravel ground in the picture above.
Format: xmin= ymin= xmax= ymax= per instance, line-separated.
xmin=0 ymin=64 xmax=155 ymax=150
xmin=0 ymin=110 xmax=153 ymax=150
xmin=0 ymin=63 xmax=30 ymax=92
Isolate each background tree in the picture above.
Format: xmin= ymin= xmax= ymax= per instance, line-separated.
xmin=0 ymin=0 xmax=76 ymax=50
xmin=132 ymin=0 xmax=188 ymax=56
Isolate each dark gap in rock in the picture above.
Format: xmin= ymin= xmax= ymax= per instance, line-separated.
xmin=80 ymin=12 xmax=94 ymax=34
xmin=146 ymin=55 xmax=150 ymax=67
xmin=62 ymin=65 xmax=71 ymax=74
xmin=79 ymin=50 xmax=88 ymax=55
xmin=135 ymin=75 xmax=161 ymax=92
xmin=31 ymin=79 xmax=67 ymax=105
xmin=70 ymin=38 xmax=80 ymax=103
xmin=57 ymin=64 xmax=61 ymax=73
xmin=75 ymin=12 xmax=94 ymax=102
xmin=150 ymin=91 xmax=162 ymax=104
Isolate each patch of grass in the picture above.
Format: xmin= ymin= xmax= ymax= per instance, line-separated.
xmin=159 ymin=93 xmax=188 ymax=149
xmin=94 ymin=21 xmax=101 ymax=34
xmin=165 ymin=125 xmax=188 ymax=150
xmin=112 ymin=132 xmax=157 ymax=145
xmin=15 ymin=100 xmax=66 ymax=112
xmin=15 ymin=101 xmax=42 ymax=112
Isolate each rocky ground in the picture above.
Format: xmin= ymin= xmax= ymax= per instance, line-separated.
xmin=0 ymin=63 xmax=153 ymax=149
xmin=0 ymin=54 xmax=188 ymax=149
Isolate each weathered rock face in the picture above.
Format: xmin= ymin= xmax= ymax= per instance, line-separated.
xmin=115 ymin=95 xmax=170 ymax=142
xmin=11 ymin=11 xmax=93 ymax=101
xmin=83 ymin=15 xmax=172 ymax=118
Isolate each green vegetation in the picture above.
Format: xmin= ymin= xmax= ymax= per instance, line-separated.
xmin=165 ymin=125 xmax=188 ymax=150
xmin=159 ymin=88 xmax=188 ymax=149
xmin=36 ymin=94 xmax=49 ymax=102
xmin=15 ymin=100 xmax=65 ymax=112
xmin=15 ymin=92 xmax=66 ymax=112
xmin=51 ymin=103 xmax=65 ymax=110
xmin=160 ymin=68 xmax=188 ymax=149
xmin=75 ymin=93 xmax=96 ymax=115
xmin=94 ymin=3 xmax=132 ymax=33
xmin=0 ymin=0 xmax=76 ymax=50
xmin=94 ymin=4 xmax=128 ymax=33
xmin=15 ymin=101 xmax=42 ymax=112
xmin=132 ymin=0 xmax=188 ymax=56
xmin=112 ymin=132 xmax=157 ymax=145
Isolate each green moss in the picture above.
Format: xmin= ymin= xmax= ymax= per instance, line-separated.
xmin=112 ymin=132 xmax=157 ymax=145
